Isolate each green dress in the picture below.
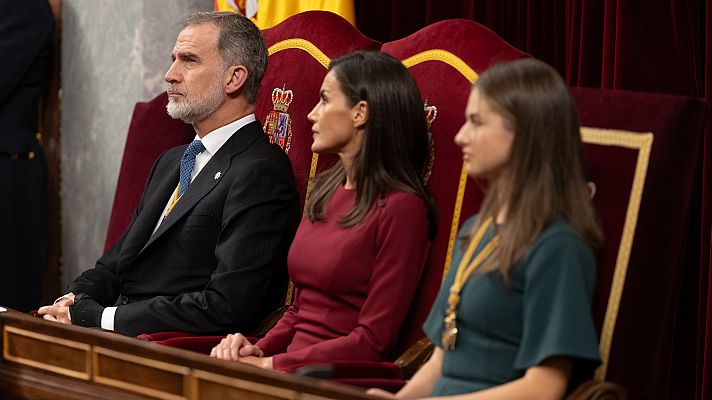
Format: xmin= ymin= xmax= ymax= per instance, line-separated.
xmin=423 ymin=215 xmax=601 ymax=396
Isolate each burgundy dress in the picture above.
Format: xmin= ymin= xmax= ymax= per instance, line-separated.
xmin=256 ymin=185 xmax=430 ymax=371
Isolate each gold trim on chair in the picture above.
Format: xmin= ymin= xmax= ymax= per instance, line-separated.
xmin=442 ymin=164 xmax=470 ymax=278
xmin=266 ymin=39 xmax=333 ymax=306
xmin=581 ymin=127 xmax=654 ymax=381
xmin=267 ymin=38 xmax=330 ymax=204
xmin=268 ymin=39 xmax=330 ymax=68
xmin=402 ymin=50 xmax=478 ymax=83
xmin=401 ymin=49 xmax=480 ymax=279
xmin=303 ymin=153 xmax=321 ymax=209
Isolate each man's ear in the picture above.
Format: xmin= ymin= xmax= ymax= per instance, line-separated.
xmin=225 ymin=65 xmax=248 ymax=95
xmin=352 ymin=100 xmax=368 ymax=129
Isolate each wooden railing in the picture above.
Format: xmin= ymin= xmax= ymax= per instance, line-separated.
xmin=0 ymin=309 xmax=375 ymax=400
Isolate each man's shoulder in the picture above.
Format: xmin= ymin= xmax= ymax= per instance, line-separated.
xmin=152 ymin=144 xmax=186 ymax=168
xmin=236 ymin=125 xmax=292 ymax=166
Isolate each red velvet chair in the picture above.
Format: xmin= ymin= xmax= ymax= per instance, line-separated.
xmin=254 ymin=10 xmax=380 ymax=210
xmin=570 ymin=88 xmax=707 ymax=399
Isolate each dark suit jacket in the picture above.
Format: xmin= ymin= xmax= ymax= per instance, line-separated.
xmin=68 ymin=121 xmax=300 ymax=336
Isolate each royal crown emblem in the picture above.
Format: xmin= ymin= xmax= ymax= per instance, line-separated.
xmin=422 ymin=101 xmax=437 ymax=182
xmin=263 ymin=85 xmax=294 ymax=152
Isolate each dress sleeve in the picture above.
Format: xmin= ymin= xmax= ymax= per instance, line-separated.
xmin=272 ymin=194 xmax=431 ymax=371
xmin=513 ymin=230 xmax=601 ymax=370
xmin=256 ymin=288 xmax=300 ymax=355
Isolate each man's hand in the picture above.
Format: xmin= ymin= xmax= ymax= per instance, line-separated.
xmin=37 ymin=292 xmax=75 ymax=324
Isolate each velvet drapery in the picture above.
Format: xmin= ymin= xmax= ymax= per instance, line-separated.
xmin=354 ymin=1 xmax=711 ymax=398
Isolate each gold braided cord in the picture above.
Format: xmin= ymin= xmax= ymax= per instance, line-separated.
xmin=304 ymin=153 xmax=321 ymax=204
xmin=581 ymin=127 xmax=654 ymax=381
xmin=450 ymin=218 xmax=497 ymax=295
xmin=284 ymin=153 xmax=321 ymax=306
xmin=402 ymin=50 xmax=479 ymax=84
xmin=442 ymin=218 xmax=499 ymax=351
xmin=268 ymin=39 xmax=330 ymax=68
xmin=442 ymin=164 xmax=471 ymax=280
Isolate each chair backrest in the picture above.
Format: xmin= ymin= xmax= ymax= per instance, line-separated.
xmin=381 ymin=19 xmax=528 ymax=357
xmin=105 ymin=92 xmax=194 ymax=250
xmin=571 ymin=88 xmax=707 ymax=399
xmin=252 ymin=11 xmax=381 ymax=306
xmin=257 ymin=11 xmax=381 ymax=210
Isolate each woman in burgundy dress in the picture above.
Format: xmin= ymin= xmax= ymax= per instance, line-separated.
xmin=210 ymin=51 xmax=436 ymax=371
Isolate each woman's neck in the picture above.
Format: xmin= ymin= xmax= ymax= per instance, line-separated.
xmin=340 ymin=156 xmax=357 ymax=190
xmin=496 ymin=207 xmax=507 ymax=224
xmin=494 ymin=177 xmax=510 ymax=224
xmin=344 ymin=177 xmax=356 ymax=190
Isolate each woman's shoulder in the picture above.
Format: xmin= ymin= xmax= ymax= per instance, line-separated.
xmin=375 ymin=191 xmax=429 ymax=224
xmin=456 ymin=214 xmax=480 ymax=238
xmin=382 ymin=190 xmax=427 ymax=211
xmin=534 ymin=217 xmax=589 ymax=249
xmin=521 ymin=217 xmax=597 ymax=280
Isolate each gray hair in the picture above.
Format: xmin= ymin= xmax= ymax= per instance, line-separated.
xmin=182 ymin=11 xmax=268 ymax=104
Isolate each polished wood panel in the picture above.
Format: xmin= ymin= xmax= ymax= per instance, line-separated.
xmin=3 ymin=325 xmax=91 ymax=380
xmin=0 ymin=310 xmax=375 ymax=400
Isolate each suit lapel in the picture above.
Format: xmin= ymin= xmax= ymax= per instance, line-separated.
xmin=118 ymin=155 xmax=181 ymax=262
xmin=137 ymin=121 xmax=263 ymax=255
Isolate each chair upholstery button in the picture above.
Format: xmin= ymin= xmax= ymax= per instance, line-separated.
xmin=121 ymin=296 xmax=128 ymax=305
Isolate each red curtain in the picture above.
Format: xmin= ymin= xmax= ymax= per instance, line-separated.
xmin=355 ymin=1 xmax=711 ymax=398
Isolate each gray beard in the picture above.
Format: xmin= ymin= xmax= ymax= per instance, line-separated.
xmin=166 ymin=80 xmax=225 ymax=124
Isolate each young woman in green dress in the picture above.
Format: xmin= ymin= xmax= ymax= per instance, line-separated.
xmin=370 ymin=58 xmax=603 ymax=399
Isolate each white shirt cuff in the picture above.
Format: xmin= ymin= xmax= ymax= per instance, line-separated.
xmin=101 ymin=306 xmax=117 ymax=331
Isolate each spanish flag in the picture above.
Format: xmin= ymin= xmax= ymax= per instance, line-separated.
xmin=215 ymin=0 xmax=355 ymax=29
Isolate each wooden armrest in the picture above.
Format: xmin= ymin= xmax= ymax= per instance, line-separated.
xmin=565 ymin=380 xmax=628 ymax=400
xmin=393 ymin=337 xmax=434 ymax=379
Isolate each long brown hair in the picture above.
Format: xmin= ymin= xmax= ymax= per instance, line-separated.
xmin=470 ymin=58 xmax=603 ymax=280
xmin=306 ymin=52 xmax=436 ymax=238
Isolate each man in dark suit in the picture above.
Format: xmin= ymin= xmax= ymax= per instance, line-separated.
xmin=38 ymin=12 xmax=300 ymax=336
xmin=0 ymin=0 xmax=54 ymax=312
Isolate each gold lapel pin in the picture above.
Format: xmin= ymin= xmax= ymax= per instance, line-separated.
xmin=214 ymin=171 xmax=222 ymax=180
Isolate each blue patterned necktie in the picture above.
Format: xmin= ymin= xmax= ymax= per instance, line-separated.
xmin=178 ymin=140 xmax=206 ymax=198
